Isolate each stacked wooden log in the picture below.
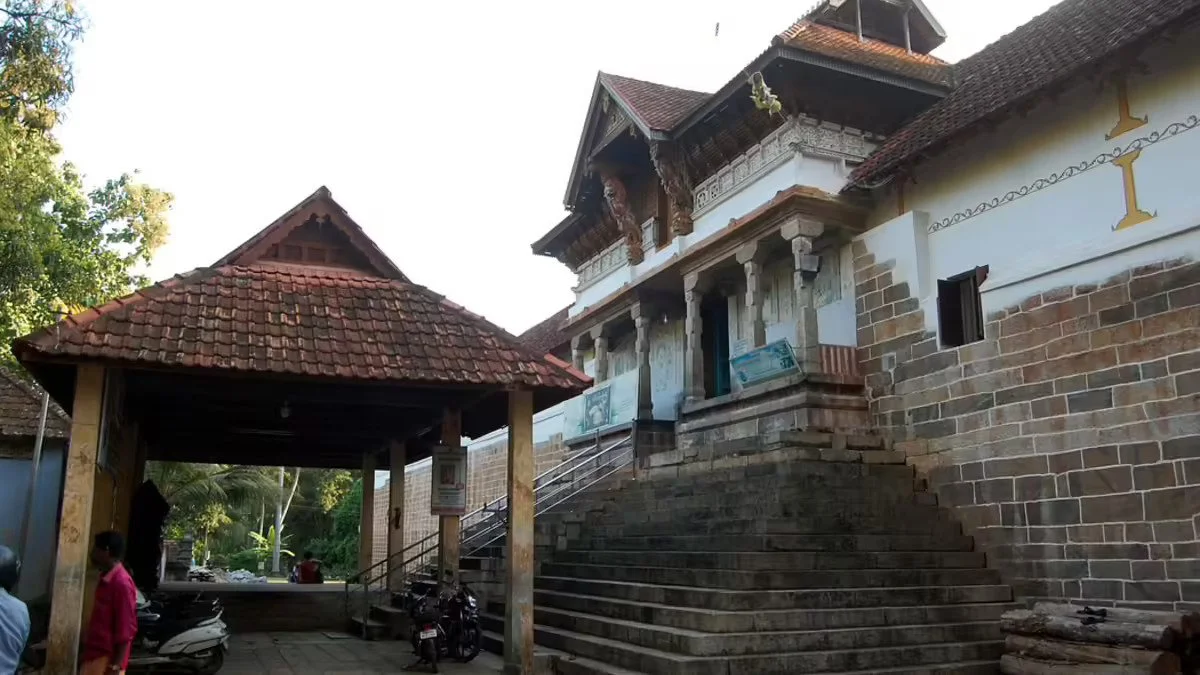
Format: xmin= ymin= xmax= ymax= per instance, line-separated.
xmin=999 ymin=602 xmax=1199 ymax=674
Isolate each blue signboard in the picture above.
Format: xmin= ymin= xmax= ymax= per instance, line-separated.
xmin=729 ymin=339 xmax=800 ymax=388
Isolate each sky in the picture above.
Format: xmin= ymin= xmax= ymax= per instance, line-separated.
xmin=56 ymin=0 xmax=1058 ymax=337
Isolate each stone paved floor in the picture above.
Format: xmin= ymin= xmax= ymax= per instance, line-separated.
xmin=222 ymin=632 xmax=505 ymax=675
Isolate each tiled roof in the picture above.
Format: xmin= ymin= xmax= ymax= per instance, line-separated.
xmin=600 ymin=73 xmax=710 ymax=132
xmin=517 ymin=306 xmax=571 ymax=356
xmin=0 ymin=369 xmax=69 ymax=439
xmin=850 ymin=0 xmax=1200 ymax=185
xmin=14 ymin=263 xmax=590 ymax=391
xmin=775 ymin=20 xmax=953 ymax=87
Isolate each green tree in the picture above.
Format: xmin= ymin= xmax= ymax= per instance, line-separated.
xmin=0 ymin=0 xmax=173 ymax=361
xmin=146 ymin=462 xmax=279 ymax=541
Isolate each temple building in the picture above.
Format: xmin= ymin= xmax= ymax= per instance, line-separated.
xmin=394 ymin=0 xmax=1200 ymax=618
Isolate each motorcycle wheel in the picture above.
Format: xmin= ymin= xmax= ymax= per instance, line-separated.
xmin=458 ymin=626 xmax=482 ymax=662
xmin=196 ymin=648 xmax=224 ymax=675
xmin=421 ymin=639 xmax=438 ymax=674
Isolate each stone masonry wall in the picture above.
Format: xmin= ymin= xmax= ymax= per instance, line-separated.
xmin=373 ymin=434 xmax=568 ymax=560
xmin=854 ymin=241 xmax=1200 ymax=610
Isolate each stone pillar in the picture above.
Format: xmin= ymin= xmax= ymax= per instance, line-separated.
xmin=631 ymin=302 xmax=654 ymax=420
xmin=46 ymin=365 xmax=105 ymax=675
xmin=782 ymin=217 xmax=826 ymax=375
xmin=359 ymin=451 xmax=376 ymax=572
xmin=684 ymin=273 xmax=706 ymax=404
xmin=387 ymin=440 xmax=407 ymax=593
xmin=736 ymin=241 xmax=767 ymax=348
xmin=505 ymin=389 xmax=535 ymax=675
xmin=437 ymin=408 xmax=462 ymax=588
xmin=590 ymin=325 xmax=609 ymax=383
xmin=570 ymin=334 xmax=586 ymax=373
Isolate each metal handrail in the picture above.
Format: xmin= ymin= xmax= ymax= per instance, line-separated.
xmin=343 ymin=428 xmax=635 ymax=635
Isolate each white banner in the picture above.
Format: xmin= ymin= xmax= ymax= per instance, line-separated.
xmin=430 ymin=444 xmax=467 ymax=516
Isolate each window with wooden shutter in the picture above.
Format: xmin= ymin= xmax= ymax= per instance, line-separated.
xmin=938 ymin=266 xmax=988 ymax=348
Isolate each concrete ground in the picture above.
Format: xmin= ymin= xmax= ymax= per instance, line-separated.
xmin=222 ymin=632 xmax=505 ymax=675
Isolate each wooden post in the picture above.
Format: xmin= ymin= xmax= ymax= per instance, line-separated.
xmin=631 ymin=302 xmax=654 ymax=421
xmin=437 ymin=408 xmax=462 ymax=589
xmin=387 ymin=440 xmax=407 ymax=593
xmin=505 ymin=389 xmax=535 ymax=675
xmin=46 ymin=364 xmax=105 ymax=675
xmin=683 ymin=272 xmax=706 ymax=403
xmin=358 ymin=451 xmax=375 ymax=573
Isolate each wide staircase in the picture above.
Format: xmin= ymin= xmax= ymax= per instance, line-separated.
xmin=349 ymin=431 xmax=1013 ymax=674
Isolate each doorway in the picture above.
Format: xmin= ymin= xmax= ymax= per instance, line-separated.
xmin=701 ymin=296 xmax=731 ymax=398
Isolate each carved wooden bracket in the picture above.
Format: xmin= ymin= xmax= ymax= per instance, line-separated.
xmin=599 ymin=171 xmax=644 ymax=264
xmin=649 ymin=142 xmax=695 ymax=236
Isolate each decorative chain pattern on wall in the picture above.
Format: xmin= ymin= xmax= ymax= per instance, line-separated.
xmin=928 ymin=114 xmax=1200 ymax=234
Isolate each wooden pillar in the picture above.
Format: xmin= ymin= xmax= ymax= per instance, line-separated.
xmin=684 ymin=272 xmax=706 ymax=404
xmin=358 ymin=451 xmax=376 ymax=573
xmin=631 ymin=302 xmax=654 ymax=420
xmin=437 ymin=408 xmax=462 ymax=588
xmin=570 ymin=334 xmax=586 ymax=373
xmin=590 ymin=325 xmax=609 ymax=383
xmin=736 ymin=241 xmax=767 ymax=349
xmin=387 ymin=440 xmax=407 ymax=593
xmin=505 ymin=389 xmax=535 ymax=675
xmin=782 ymin=217 xmax=826 ymax=375
xmin=46 ymin=364 xmax=105 ymax=675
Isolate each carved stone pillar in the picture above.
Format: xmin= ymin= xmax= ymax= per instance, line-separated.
xmin=570 ymin=334 xmax=586 ymax=373
xmin=649 ymin=142 xmax=694 ymax=236
xmin=781 ymin=217 xmax=826 ymax=375
xmin=590 ymin=325 xmax=609 ymax=383
xmin=684 ymin=273 xmax=706 ymax=404
xmin=736 ymin=241 xmax=767 ymax=349
xmin=599 ymin=172 xmax=644 ymax=265
xmin=631 ymin=302 xmax=654 ymax=421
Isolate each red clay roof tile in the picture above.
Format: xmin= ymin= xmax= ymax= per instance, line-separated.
xmin=776 ymin=20 xmax=953 ymax=87
xmin=600 ymin=72 xmax=710 ymax=133
xmin=516 ymin=306 xmax=571 ymax=356
xmin=851 ymin=0 xmax=1200 ymax=185
xmin=0 ymin=369 xmax=70 ymax=439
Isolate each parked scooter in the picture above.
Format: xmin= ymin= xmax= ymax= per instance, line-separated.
xmin=127 ymin=589 xmax=229 ymax=674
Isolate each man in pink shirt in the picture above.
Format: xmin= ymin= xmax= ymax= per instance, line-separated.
xmin=80 ymin=531 xmax=138 ymax=675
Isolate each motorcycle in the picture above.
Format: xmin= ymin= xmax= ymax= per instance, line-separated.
xmin=127 ymin=588 xmax=229 ymax=674
xmin=402 ymin=579 xmax=482 ymax=672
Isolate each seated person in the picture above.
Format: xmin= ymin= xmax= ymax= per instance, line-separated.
xmin=296 ymin=552 xmax=323 ymax=584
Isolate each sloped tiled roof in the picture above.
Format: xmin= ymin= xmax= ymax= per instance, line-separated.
xmin=850 ymin=0 xmax=1200 ymax=185
xmin=775 ymin=20 xmax=953 ymax=87
xmin=14 ymin=263 xmax=589 ymax=390
xmin=14 ymin=189 xmax=591 ymax=394
xmin=517 ymin=306 xmax=571 ymax=356
xmin=0 ymin=369 xmax=69 ymax=439
xmin=600 ymin=72 xmax=710 ymax=133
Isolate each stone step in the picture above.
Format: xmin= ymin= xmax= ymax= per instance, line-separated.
xmin=586 ymin=502 xmax=953 ymax=527
xmin=552 ymin=549 xmax=987 ymax=571
xmin=523 ymin=605 xmax=1002 ymax=657
xmin=552 ymin=652 xmax=650 ymax=675
xmin=583 ymin=532 xmax=976 ymax=553
xmin=578 ymin=486 xmax=938 ymax=512
xmin=537 ymin=563 xmax=1002 ymax=591
xmin=588 ymin=516 xmax=964 ymax=539
xmin=616 ymin=462 xmax=916 ymax=493
xmin=535 ymin=576 xmax=1013 ymax=611
xmin=480 ymin=613 xmax=1004 ymax=675
xmin=530 ymin=588 xmax=1015 ymax=633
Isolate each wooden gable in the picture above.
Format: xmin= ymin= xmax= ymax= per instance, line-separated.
xmin=214 ymin=186 xmax=407 ymax=280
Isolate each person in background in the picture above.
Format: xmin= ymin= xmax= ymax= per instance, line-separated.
xmin=80 ymin=531 xmax=137 ymax=675
xmin=0 ymin=545 xmax=30 ymax=675
xmin=296 ymin=551 xmax=323 ymax=584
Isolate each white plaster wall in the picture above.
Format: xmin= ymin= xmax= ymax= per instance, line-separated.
xmin=650 ymin=318 xmax=685 ymax=420
xmin=860 ymin=29 xmax=1200 ymax=333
